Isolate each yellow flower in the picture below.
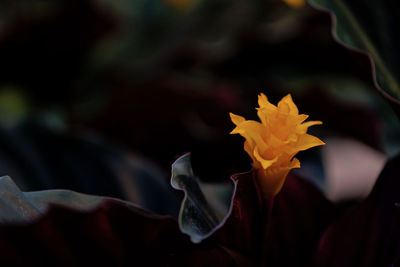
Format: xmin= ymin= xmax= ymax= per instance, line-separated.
xmin=282 ymin=0 xmax=305 ymax=8
xmin=230 ymin=93 xmax=324 ymax=197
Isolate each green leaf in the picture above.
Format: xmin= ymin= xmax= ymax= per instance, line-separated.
xmin=0 ymin=175 xmax=143 ymax=223
xmin=308 ymin=0 xmax=400 ymax=101
xmin=171 ymin=153 xmax=235 ymax=243
xmin=0 ymin=119 xmax=180 ymax=217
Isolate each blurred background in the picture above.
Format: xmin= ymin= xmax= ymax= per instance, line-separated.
xmin=0 ymin=0 xmax=399 ymax=215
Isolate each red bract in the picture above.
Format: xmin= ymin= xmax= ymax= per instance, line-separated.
xmin=214 ymin=171 xmax=335 ymax=266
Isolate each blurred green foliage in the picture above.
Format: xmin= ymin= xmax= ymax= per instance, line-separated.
xmin=0 ymin=0 xmax=399 ymax=202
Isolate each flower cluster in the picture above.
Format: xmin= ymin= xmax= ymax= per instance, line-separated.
xmin=230 ymin=93 xmax=325 ymax=197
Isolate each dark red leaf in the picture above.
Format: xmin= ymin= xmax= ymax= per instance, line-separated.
xmin=314 ymin=154 xmax=400 ymax=267
xmin=264 ymin=174 xmax=336 ymax=267
xmin=0 ymin=198 xmax=254 ymax=266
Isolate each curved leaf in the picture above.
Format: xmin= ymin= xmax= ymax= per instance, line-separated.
xmin=308 ymin=0 xmax=400 ymax=104
xmin=0 ymin=119 xmax=179 ymax=217
xmin=0 ymin=176 xmax=253 ymax=266
xmin=171 ymin=153 xmax=235 ymax=243
xmin=0 ymin=175 xmax=145 ymax=223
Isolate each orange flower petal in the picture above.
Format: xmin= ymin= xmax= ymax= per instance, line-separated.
xmin=298 ymin=120 xmax=323 ymax=134
xmin=296 ymin=134 xmax=325 ymax=151
xmin=278 ymin=94 xmax=299 ymax=115
xmin=253 ymin=147 xmax=278 ymax=169
xmin=230 ymin=92 xmax=324 ymax=197
xmin=229 ymin=112 xmax=246 ymax=126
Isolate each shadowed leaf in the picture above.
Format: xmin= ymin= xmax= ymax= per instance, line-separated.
xmin=0 ymin=175 xmax=142 ymax=223
xmin=213 ymin=171 xmax=336 ymax=266
xmin=314 ymin=154 xmax=400 ymax=266
xmin=0 ymin=175 xmax=253 ymax=266
xmin=0 ymin=119 xmax=180 ymax=217
xmin=308 ymin=0 xmax=400 ymax=111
